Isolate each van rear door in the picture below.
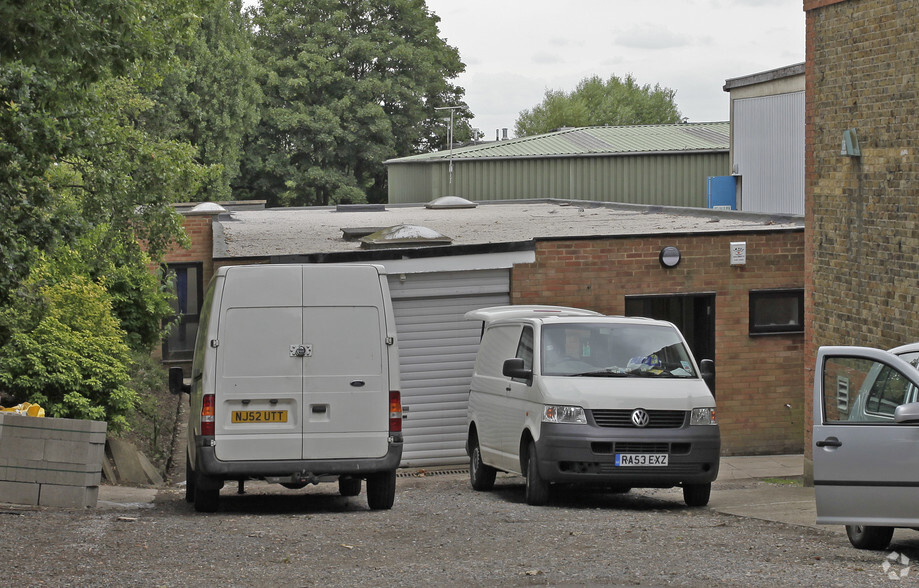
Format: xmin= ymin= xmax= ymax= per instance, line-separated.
xmin=213 ymin=266 xmax=304 ymax=461
xmin=301 ymin=266 xmax=390 ymax=460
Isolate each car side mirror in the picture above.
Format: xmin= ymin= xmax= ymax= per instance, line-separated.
xmin=502 ymin=358 xmax=532 ymax=381
xmin=699 ymin=359 xmax=715 ymax=398
xmin=169 ymin=367 xmax=190 ymax=395
xmin=894 ymin=401 xmax=919 ymax=423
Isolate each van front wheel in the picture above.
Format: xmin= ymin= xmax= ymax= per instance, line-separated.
xmin=846 ymin=525 xmax=894 ymax=550
xmin=682 ymin=482 xmax=711 ymax=507
xmin=339 ymin=476 xmax=362 ymax=497
xmin=525 ymin=442 xmax=550 ymax=506
xmin=469 ymin=434 xmax=496 ymax=491
xmin=367 ymin=470 xmax=396 ymax=510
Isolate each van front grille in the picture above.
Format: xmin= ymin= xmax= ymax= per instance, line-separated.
xmin=591 ymin=409 xmax=687 ymax=428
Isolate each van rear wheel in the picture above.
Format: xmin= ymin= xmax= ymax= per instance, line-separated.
xmin=525 ymin=441 xmax=550 ymax=506
xmin=184 ymin=455 xmax=195 ymax=503
xmin=366 ymin=470 xmax=396 ymax=510
xmin=194 ymin=472 xmax=220 ymax=513
xmin=469 ymin=433 xmax=496 ymax=491
xmin=339 ymin=476 xmax=362 ymax=497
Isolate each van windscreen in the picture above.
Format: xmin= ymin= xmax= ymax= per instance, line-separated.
xmin=540 ymin=324 xmax=695 ymax=378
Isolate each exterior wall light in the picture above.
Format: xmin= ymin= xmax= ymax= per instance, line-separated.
xmin=659 ymin=246 xmax=681 ymax=268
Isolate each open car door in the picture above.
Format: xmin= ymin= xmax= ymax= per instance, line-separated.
xmin=813 ymin=346 xmax=919 ymax=547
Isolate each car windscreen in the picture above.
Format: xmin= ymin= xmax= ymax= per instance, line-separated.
xmin=540 ymin=323 xmax=696 ymax=378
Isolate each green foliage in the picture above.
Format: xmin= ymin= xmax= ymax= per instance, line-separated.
xmin=239 ymin=0 xmax=468 ymax=205
xmin=514 ymin=74 xmax=684 ymax=137
xmin=0 ymin=275 xmax=137 ymax=433
xmin=147 ymin=0 xmax=263 ymax=200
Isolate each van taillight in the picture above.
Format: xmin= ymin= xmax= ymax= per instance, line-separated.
xmin=389 ymin=391 xmax=402 ymax=433
xmin=201 ymin=394 xmax=215 ymax=436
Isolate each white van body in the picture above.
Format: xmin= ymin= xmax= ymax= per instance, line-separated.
xmin=465 ymin=306 xmax=720 ymax=506
xmin=174 ymin=264 xmax=402 ymax=512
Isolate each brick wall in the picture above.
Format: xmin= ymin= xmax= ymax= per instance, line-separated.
xmin=162 ymin=214 xmax=216 ymax=286
xmin=804 ymin=0 xmax=919 ymax=469
xmin=512 ymin=230 xmax=805 ymax=455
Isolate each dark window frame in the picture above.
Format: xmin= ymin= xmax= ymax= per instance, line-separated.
xmin=749 ymin=288 xmax=804 ymax=336
xmin=161 ymin=262 xmax=204 ymax=363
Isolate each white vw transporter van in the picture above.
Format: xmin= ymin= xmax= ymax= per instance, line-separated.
xmin=170 ymin=264 xmax=402 ymax=512
xmin=465 ymin=306 xmax=719 ymax=506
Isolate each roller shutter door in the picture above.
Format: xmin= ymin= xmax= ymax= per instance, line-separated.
xmin=389 ymin=269 xmax=510 ymax=466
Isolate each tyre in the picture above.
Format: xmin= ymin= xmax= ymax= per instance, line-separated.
xmin=469 ymin=433 xmax=496 ymax=491
xmin=366 ymin=470 xmax=396 ymax=510
xmin=184 ymin=454 xmax=195 ymax=504
xmin=339 ymin=476 xmax=362 ymax=497
xmin=524 ymin=441 xmax=550 ymax=506
xmin=846 ymin=525 xmax=894 ymax=550
xmin=682 ymin=482 xmax=711 ymax=507
xmin=193 ymin=472 xmax=220 ymax=513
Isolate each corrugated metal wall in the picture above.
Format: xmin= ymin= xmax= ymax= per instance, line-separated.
xmin=387 ymin=153 xmax=728 ymax=207
xmin=389 ymin=269 xmax=510 ymax=466
xmin=733 ymin=92 xmax=805 ymax=215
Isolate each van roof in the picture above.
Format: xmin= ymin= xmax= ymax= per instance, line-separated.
xmin=464 ymin=305 xmax=603 ymax=324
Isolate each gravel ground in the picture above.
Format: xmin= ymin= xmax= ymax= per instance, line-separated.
xmin=1 ymin=472 xmax=912 ymax=587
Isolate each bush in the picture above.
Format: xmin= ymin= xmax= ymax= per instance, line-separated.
xmin=0 ymin=276 xmax=138 ymax=433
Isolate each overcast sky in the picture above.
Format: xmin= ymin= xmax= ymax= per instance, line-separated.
xmin=424 ymin=0 xmax=805 ymax=139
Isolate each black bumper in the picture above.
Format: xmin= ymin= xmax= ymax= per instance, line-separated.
xmin=194 ymin=438 xmax=403 ymax=484
xmin=534 ymin=422 xmax=720 ymax=487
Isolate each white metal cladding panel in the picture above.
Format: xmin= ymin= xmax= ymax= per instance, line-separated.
xmin=734 ymin=92 xmax=805 ymax=215
xmin=389 ymin=270 xmax=510 ymax=466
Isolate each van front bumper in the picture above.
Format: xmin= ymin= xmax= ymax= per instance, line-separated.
xmin=193 ymin=439 xmax=403 ymax=486
xmin=534 ymin=423 xmax=720 ymax=487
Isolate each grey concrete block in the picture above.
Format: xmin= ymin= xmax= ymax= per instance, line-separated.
xmin=107 ymin=438 xmax=150 ymax=486
xmin=0 ymin=480 xmax=40 ymax=506
xmin=0 ymin=436 xmax=45 ymax=461
xmin=39 ymin=484 xmax=99 ymax=508
xmin=44 ymin=439 xmax=104 ymax=466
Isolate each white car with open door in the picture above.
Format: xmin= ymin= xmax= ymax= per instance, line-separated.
xmin=813 ymin=344 xmax=919 ymax=549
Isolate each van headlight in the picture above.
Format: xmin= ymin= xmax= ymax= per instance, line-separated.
xmin=543 ymin=405 xmax=587 ymax=424
xmin=690 ymin=408 xmax=717 ymax=425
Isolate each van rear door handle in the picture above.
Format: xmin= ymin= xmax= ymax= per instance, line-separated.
xmin=815 ymin=438 xmax=842 ymax=448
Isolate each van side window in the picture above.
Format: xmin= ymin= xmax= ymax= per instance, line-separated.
xmin=515 ymin=327 xmax=534 ymax=372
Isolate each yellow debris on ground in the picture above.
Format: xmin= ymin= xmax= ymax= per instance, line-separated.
xmin=0 ymin=402 xmax=45 ymax=417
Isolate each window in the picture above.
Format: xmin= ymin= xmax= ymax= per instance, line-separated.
xmin=823 ymin=356 xmax=918 ymax=424
xmin=515 ymin=327 xmax=534 ymax=372
xmin=749 ymin=289 xmax=804 ymax=335
xmin=162 ymin=263 xmax=203 ymax=362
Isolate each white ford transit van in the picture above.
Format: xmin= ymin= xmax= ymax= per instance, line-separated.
xmin=169 ymin=264 xmax=402 ymax=512
xmin=464 ymin=306 xmax=719 ymax=506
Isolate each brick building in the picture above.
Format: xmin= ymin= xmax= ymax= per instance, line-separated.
xmin=803 ymin=0 xmax=919 ymax=479
xmin=163 ymin=199 xmax=804 ymax=463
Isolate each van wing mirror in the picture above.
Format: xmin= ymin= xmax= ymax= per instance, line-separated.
xmin=502 ymin=358 xmax=532 ymax=381
xmin=168 ymin=367 xmax=190 ymax=395
xmin=699 ymin=359 xmax=715 ymax=397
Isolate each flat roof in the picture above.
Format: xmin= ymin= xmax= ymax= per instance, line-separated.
xmin=723 ymin=63 xmax=805 ymax=92
xmin=210 ymin=199 xmax=803 ymax=261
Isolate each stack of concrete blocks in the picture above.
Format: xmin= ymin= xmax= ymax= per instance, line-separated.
xmin=0 ymin=413 xmax=107 ymax=508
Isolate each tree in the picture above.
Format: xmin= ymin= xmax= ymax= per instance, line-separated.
xmin=238 ymin=0 xmax=468 ymax=206
xmin=514 ymin=74 xmax=683 ymax=137
xmin=146 ymin=0 xmax=263 ymax=201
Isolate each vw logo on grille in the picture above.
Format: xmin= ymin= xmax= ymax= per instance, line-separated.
xmin=631 ymin=409 xmax=650 ymax=428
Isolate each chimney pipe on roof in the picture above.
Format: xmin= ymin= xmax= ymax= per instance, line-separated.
xmin=502 ymin=128 xmax=508 ymax=140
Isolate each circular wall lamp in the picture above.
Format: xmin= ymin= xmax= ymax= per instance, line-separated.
xmin=659 ymin=246 xmax=682 ymax=268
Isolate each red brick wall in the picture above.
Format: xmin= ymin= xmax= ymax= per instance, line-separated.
xmin=162 ymin=215 xmax=215 ymax=286
xmin=512 ymin=230 xmax=805 ymax=455
xmin=804 ymin=0 xmax=919 ymax=476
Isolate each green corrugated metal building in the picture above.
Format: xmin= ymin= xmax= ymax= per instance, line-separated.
xmin=384 ymin=122 xmax=730 ymax=206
